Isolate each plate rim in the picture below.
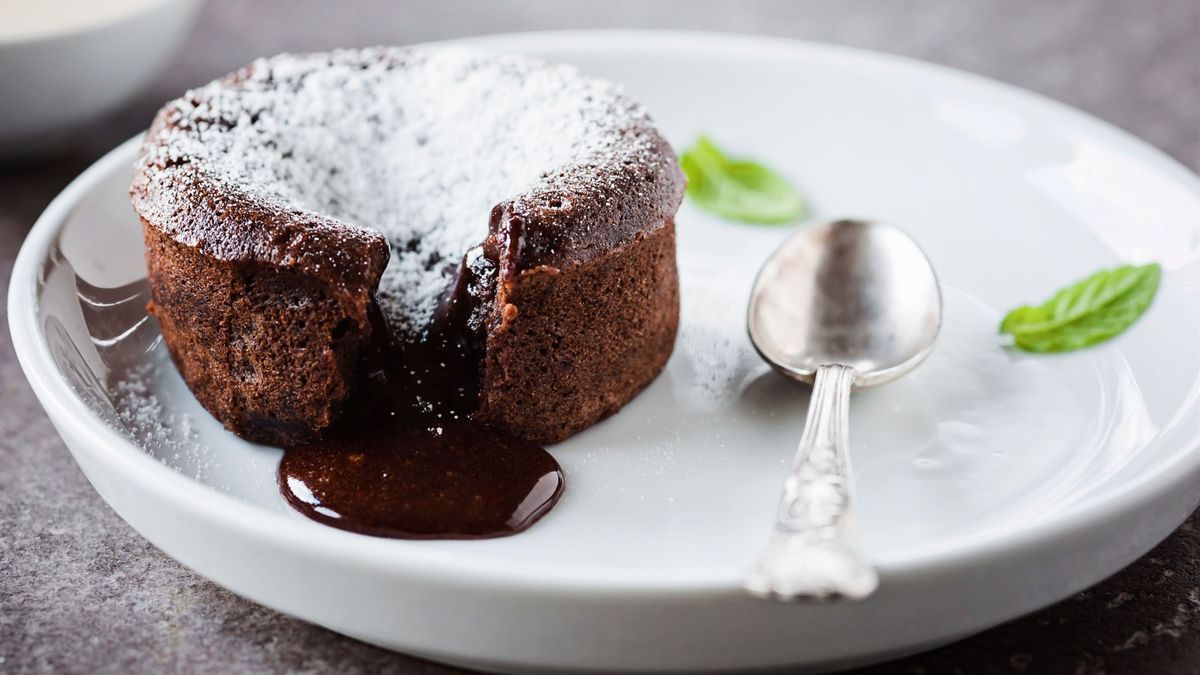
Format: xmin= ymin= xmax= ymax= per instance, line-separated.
xmin=9 ymin=29 xmax=1200 ymax=594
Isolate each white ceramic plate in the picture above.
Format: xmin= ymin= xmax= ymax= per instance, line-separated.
xmin=10 ymin=31 xmax=1200 ymax=673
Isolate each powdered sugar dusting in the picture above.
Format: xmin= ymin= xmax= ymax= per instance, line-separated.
xmin=138 ymin=47 xmax=660 ymax=335
xmin=112 ymin=361 xmax=222 ymax=485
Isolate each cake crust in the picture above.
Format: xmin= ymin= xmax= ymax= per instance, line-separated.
xmin=476 ymin=219 xmax=679 ymax=442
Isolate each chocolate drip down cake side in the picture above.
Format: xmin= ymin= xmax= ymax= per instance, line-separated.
xmin=130 ymin=47 xmax=684 ymax=449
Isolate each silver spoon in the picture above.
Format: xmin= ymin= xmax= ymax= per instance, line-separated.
xmin=744 ymin=218 xmax=942 ymax=601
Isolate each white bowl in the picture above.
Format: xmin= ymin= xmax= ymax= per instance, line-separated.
xmin=9 ymin=31 xmax=1200 ymax=673
xmin=0 ymin=0 xmax=201 ymax=160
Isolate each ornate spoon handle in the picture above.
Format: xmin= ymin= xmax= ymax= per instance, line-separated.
xmin=744 ymin=363 xmax=878 ymax=601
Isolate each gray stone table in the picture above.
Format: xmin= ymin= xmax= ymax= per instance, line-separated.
xmin=2 ymin=1 xmax=1198 ymax=673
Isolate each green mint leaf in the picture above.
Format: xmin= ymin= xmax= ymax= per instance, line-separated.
xmin=1000 ymin=263 xmax=1161 ymax=353
xmin=679 ymin=135 xmax=807 ymax=224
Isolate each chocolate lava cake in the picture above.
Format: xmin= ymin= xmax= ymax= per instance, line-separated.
xmin=130 ymin=48 xmax=684 ymax=446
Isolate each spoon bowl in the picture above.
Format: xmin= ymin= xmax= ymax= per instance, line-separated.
xmin=748 ymin=219 xmax=942 ymax=387
xmin=744 ymin=218 xmax=942 ymax=601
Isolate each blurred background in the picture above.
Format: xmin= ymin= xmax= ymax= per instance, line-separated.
xmin=2 ymin=1 xmax=1198 ymax=673
xmin=5 ymin=0 xmax=1198 ymax=169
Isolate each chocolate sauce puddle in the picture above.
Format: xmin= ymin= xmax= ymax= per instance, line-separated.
xmin=278 ymin=309 xmax=564 ymax=539
xmin=279 ymin=420 xmax=563 ymax=539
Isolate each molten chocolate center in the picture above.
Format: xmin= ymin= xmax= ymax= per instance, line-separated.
xmin=277 ymin=294 xmax=563 ymax=540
